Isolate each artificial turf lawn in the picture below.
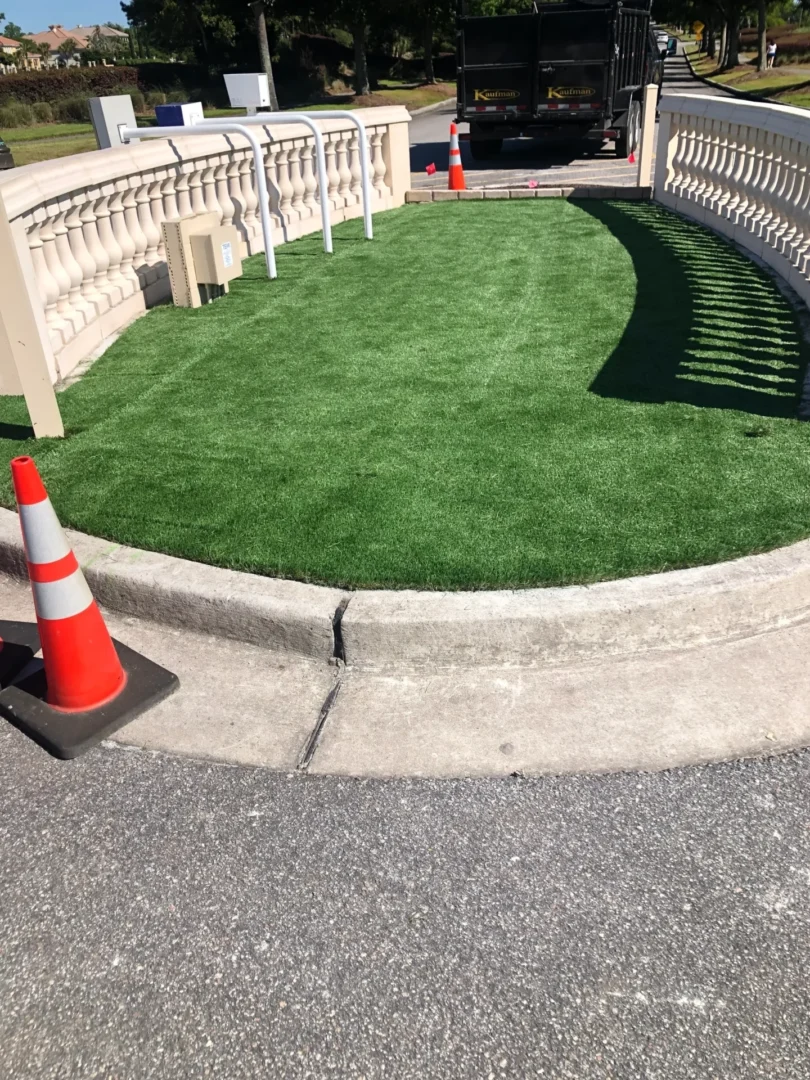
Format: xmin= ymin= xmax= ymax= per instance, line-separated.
xmin=1 ymin=199 xmax=810 ymax=589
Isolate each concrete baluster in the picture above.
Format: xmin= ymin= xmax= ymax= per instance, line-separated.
xmin=336 ymin=136 xmax=353 ymax=205
xmin=239 ymin=156 xmax=259 ymax=239
xmin=188 ymin=166 xmax=208 ymax=217
xmin=54 ymin=207 xmax=89 ymax=333
xmin=227 ymin=158 xmax=247 ymax=239
xmin=110 ymin=184 xmax=138 ymax=296
xmin=215 ymin=160 xmax=235 ymax=227
xmin=39 ymin=213 xmax=71 ymax=341
xmin=370 ymin=131 xmax=387 ymax=197
xmin=324 ymin=135 xmax=341 ymax=210
xmin=288 ymin=145 xmax=306 ymax=221
xmin=79 ymin=197 xmax=111 ymax=315
xmin=161 ymin=171 xmax=180 ymax=223
xmin=27 ymin=221 xmax=62 ymax=338
xmin=348 ymin=131 xmax=363 ymax=205
xmin=94 ymin=193 xmax=124 ymax=306
xmin=122 ymin=185 xmax=149 ymax=285
xmin=275 ymin=146 xmax=294 ymax=224
xmin=300 ymin=144 xmax=318 ymax=220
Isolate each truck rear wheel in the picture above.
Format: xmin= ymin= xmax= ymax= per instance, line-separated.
xmin=615 ymin=100 xmax=641 ymax=159
xmin=470 ymin=139 xmax=503 ymax=161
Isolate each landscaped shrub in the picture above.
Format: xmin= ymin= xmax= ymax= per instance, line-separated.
xmin=31 ymin=101 xmax=53 ymax=123
xmin=53 ymin=96 xmax=91 ymax=123
xmin=166 ymin=89 xmax=188 ymax=103
xmin=118 ymin=86 xmax=146 ymax=113
xmin=0 ymin=66 xmax=140 ymax=105
xmin=0 ymin=101 xmax=34 ymax=127
xmin=145 ymin=90 xmax=167 ymax=107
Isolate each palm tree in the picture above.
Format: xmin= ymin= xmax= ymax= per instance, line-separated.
xmin=57 ymin=37 xmax=81 ymax=66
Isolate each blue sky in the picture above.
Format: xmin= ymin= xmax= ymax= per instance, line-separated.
xmin=1 ymin=1 xmax=125 ymax=33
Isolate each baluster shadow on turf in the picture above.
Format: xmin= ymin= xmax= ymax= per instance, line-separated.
xmin=583 ymin=200 xmax=810 ymax=421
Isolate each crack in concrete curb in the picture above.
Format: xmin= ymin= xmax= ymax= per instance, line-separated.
xmin=298 ymin=676 xmax=342 ymax=771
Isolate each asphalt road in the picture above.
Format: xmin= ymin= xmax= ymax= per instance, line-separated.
xmin=2 ymin=721 xmax=810 ymax=1079
xmin=409 ymin=44 xmax=729 ymax=189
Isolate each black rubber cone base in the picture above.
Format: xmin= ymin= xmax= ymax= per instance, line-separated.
xmin=0 ymin=621 xmax=41 ymax=687
xmin=0 ymin=639 xmax=179 ymax=760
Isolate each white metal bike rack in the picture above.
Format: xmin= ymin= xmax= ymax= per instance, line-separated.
xmin=296 ymin=112 xmax=373 ymax=240
xmin=120 ymin=123 xmax=278 ymax=279
xmin=201 ymin=112 xmax=334 ymax=255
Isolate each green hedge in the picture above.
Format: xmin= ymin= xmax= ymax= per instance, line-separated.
xmin=0 ymin=66 xmax=140 ymax=105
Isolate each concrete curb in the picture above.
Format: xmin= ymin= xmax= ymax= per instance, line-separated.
xmin=0 ymin=509 xmax=347 ymax=662
xmin=408 ymin=96 xmax=456 ymax=117
xmin=405 ymin=186 xmax=652 ymax=202
xmin=682 ymin=46 xmax=782 ymax=104
xmin=1 ymin=507 xmax=810 ymax=671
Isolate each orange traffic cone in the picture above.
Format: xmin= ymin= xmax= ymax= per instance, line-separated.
xmin=0 ymin=456 xmax=178 ymax=758
xmin=448 ymin=122 xmax=466 ymax=191
xmin=12 ymin=456 xmax=125 ymax=711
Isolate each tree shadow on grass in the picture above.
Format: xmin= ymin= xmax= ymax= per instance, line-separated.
xmin=583 ymin=200 xmax=810 ymax=420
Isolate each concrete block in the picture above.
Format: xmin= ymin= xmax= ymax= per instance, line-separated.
xmin=405 ymin=190 xmax=433 ymax=203
xmin=457 ymin=189 xmax=484 ymax=199
xmin=432 ymin=190 xmax=460 ymax=201
xmin=483 ymin=189 xmax=510 ymax=199
xmin=509 ymin=188 xmax=537 ymax=198
xmin=535 ymin=187 xmax=563 ymax=198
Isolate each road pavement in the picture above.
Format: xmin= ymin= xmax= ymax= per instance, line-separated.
xmin=3 ymin=725 xmax=810 ymax=1079
xmin=409 ymin=43 xmax=729 ymax=190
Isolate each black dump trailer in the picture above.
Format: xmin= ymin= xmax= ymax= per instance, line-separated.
xmin=456 ymin=0 xmax=662 ymax=160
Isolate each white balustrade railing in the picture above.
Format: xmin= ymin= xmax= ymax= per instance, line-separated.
xmin=0 ymin=105 xmax=410 ymax=390
xmin=654 ymin=94 xmax=810 ymax=306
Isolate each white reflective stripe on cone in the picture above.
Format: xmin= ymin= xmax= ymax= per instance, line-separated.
xmin=19 ymin=498 xmax=71 ymax=566
xmin=32 ymin=568 xmax=94 ymax=621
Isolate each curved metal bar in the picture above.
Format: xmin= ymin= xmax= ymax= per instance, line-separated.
xmin=120 ymin=123 xmax=278 ymax=279
xmin=296 ymin=111 xmax=373 ymax=240
xmin=207 ymin=113 xmax=334 ymax=254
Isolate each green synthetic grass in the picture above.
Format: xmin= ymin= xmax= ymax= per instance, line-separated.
xmin=2 ymin=200 xmax=810 ymax=589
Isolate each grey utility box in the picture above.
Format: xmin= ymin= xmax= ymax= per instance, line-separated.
xmin=89 ymin=95 xmax=138 ymax=150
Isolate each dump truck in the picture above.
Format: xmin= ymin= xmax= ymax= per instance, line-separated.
xmin=456 ymin=0 xmax=662 ymax=160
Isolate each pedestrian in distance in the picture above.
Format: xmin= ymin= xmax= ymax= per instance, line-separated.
xmin=766 ymin=39 xmax=777 ymax=69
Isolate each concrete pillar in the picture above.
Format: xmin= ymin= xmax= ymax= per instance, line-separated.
xmin=0 ymin=195 xmax=64 ymax=438
xmin=652 ymin=109 xmax=674 ymax=202
xmin=636 ymin=84 xmax=659 ymax=189
xmin=382 ymin=120 xmax=412 ymax=208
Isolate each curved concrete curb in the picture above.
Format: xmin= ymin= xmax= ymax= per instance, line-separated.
xmin=1 ymin=507 xmax=810 ymax=670
xmin=408 ymin=96 xmax=456 ymax=117
xmin=682 ymin=46 xmax=778 ymax=104
xmin=0 ymin=508 xmax=347 ymax=662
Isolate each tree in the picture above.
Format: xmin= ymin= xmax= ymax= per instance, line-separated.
xmin=250 ymin=1 xmax=280 ymax=109
xmin=757 ymin=0 xmax=767 ymax=70
xmin=3 ymin=21 xmax=25 ymax=41
xmin=57 ymin=37 xmax=81 ymax=65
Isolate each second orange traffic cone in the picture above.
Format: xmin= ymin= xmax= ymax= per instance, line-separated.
xmin=448 ymin=122 xmax=466 ymax=191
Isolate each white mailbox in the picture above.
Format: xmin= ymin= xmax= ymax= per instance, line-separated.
xmin=223 ymin=73 xmax=271 ymax=111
